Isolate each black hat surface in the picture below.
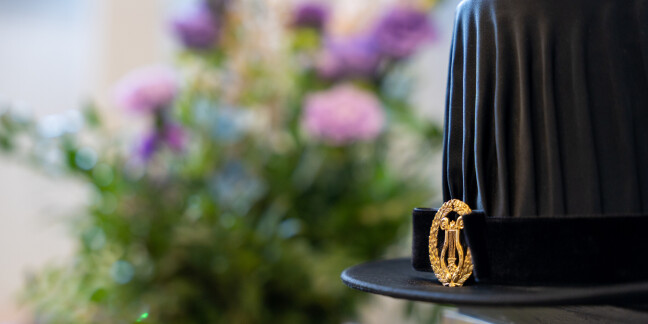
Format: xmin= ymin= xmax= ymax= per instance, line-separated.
xmin=342 ymin=0 xmax=648 ymax=306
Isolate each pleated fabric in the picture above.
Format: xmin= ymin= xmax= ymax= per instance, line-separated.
xmin=442 ymin=0 xmax=648 ymax=217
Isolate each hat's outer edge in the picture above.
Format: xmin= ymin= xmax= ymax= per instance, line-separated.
xmin=341 ymin=258 xmax=648 ymax=306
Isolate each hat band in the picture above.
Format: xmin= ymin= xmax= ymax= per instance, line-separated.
xmin=412 ymin=208 xmax=648 ymax=285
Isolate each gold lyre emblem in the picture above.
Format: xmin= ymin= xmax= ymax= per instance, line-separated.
xmin=429 ymin=199 xmax=473 ymax=287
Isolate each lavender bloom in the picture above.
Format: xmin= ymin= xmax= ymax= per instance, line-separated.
xmin=302 ymin=84 xmax=385 ymax=145
xmin=136 ymin=132 xmax=158 ymax=162
xmin=171 ymin=2 xmax=219 ymax=49
xmin=370 ymin=6 xmax=435 ymax=59
xmin=135 ymin=123 xmax=186 ymax=161
xmin=114 ymin=66 xmax=178 ymax=114
xmin=316 ymin=35 xmax=381 ymax=80
xmin=292 ymin=2 xmax=329 ymax=30
xmin=162 ymin=123 xmax=186 ymax=152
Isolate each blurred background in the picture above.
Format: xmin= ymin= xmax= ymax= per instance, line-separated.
xmin=0 ymin=0 xmax=458 ymax=322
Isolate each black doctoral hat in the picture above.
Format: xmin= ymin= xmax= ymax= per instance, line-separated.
xmin=343 ymin=0 xmax=648 ymax=306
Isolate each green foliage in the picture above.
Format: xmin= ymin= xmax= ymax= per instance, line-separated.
xmin=3 ymin=2 xmax=444 ymax=323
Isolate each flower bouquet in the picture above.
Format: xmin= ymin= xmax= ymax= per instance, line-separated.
xmin=0 ymin=1 xmax=444 ymax=322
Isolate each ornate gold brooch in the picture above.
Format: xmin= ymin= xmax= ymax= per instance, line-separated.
xmin=428 ymin=199 xmax=473 ymax=287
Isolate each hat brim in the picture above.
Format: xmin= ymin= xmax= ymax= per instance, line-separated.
xmin=341 ymin=258 xmax=648 ymax=306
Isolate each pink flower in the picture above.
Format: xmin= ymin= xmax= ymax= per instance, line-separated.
xmin=302 ymin=85 xmax=385 ymax=145
xmin=114 ymin=66 xmax=178 ymax=114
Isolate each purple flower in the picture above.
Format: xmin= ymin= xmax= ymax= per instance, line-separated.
xmin=370 ymin=6 xmax=435 ymax=59
xmin=136 ymin=132 xmax=158 ymax=162
xmin=292 ymin=2 xmax=329 ymax=30
xmin=135 ymin=123 xmax=186 ymax=162
xmin=162 ymin=123 xmax=186 ymax=152
xmin=316 ymin=35 xmax=381 ymax=80
xmin=114 ymin=66 xmax=178 ymax=114
xmin=171 ymin=2 xmax=219 ymax=49
xmin=302 ymin=84 xmax=385 ymax=145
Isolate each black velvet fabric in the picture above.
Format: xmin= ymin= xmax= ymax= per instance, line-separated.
xmin=442 ymin=0 xmax=648 ymax=217
xmin=463 ymin=213 xmax=648 ymax=285
xmin=411 ymin=208 xmax=435 ymax=272
xmin=412 ymin=209 xmax=648 ymax=285
xmin=411 ymin=0 xmax=648 ymax=286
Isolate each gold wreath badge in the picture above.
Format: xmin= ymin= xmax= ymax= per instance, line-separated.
xmin=428 ymin=199 xmax=473 ymax=287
